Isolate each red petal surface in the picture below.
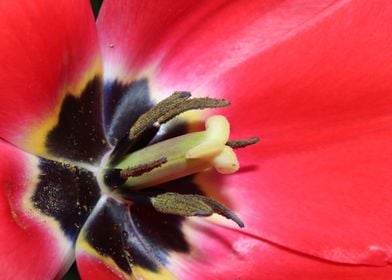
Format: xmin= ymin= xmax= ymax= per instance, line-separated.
xmin=98 ymin=0 xmax=392 ymax=267
xmin=0 ymin=140 xmax=73 ymax=279
xmin=97 ymin=0 xmax=339 ymax=86
xmin=97 ymin=0 xmax=257 ymax=81
xmin=77 ymin=253 xmax=126 ymax=280
xmin=169 ymin=220 xmax=392 ymax=280
xmin=0 ymin=0 xmax=101 ymax=158
xmin=199 ymin=0 xmax=392 ymax=265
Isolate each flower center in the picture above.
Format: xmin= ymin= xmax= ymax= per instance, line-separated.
xmin=98 ymin=92 xmax=258 ymax=228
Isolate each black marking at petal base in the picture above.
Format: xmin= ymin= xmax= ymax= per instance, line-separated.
xmin=149 ymin=120 xmax=189 ymax=145
xmin=85 ymin=198 xmax=158 ymax=273
xmin=46 ymin=76 xmax=109 ymax=164
xmin=129 ymin=202 xmax=190 ymax=265
xmin=85 ymin=197 xmax=190 ymax=274
xmin=103 ymin=79 xmax=154 ymax=146
xmin=32 ymin=158 xmax=101 ymax=240
xmin=109 ymin=124 xmax=159 ymax=165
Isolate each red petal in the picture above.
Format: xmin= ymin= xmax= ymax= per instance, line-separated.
xmin=77 ymin=253 xmax=126 ymax=280
xmin=153 ymin=0 xmax=343 ymax=94
xmin=0 ymin=140 xmax=73 ymax=278
xmin=0 ymin=0 xmax=101 ymax=158
xmin=97 ymin=0 xmax=256 ymax=81
xmin=169 ymin=220 xmax=392 ymax=280
xmin=158 ymin=0 xmax=392 ymax=266
xmin=97 ymin=0 xmax=339 ymax=91
xmin=202 ymin=0 xmax=392 ymax=266
xmin=196 ymin=122 xmax=392 ymax=265
xmin=99 ymin=0 xmax=392 ymax=267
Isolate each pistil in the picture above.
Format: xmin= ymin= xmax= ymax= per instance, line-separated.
xmin=111 ymin=115 xmax=239 ymax=188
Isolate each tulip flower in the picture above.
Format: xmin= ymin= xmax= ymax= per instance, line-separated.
xmin=1 ymin=0 xmax=392 ymax=279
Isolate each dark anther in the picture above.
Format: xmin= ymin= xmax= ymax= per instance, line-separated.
xmin=130 ymin=91 xmax=192 ymax=138
xmin=151 ymin=192 xmax=244 ymax=228
xmin=103 ymin=157 xmax=167 ymax=188
xmin=108 ymin=92 xmax=230 ymax=165
xmin=155 ymin=97 xmax=230 ymax=125
xmin=226 ymin=137 xmax=260 ymax=149
xmin=120 ymin=157 xmax=167 ymax=179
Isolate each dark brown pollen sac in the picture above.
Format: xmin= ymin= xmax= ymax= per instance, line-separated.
xmin=226 ymin=136 xmax=260 ymax=149
xmin=103 ymin=157 xmax=167 ymax=189
xmin=150 ymin=192 xmax=244 ymax=228
xmin=120 ymin=157 xmax=167 ymax=178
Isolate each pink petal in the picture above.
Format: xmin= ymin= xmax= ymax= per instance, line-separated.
xmin=196 ymin=123 xmax=392 ymax=265
xmin=0 ymin=140 xmax=73 ymax=278
xmin=202 ymin=0 xmax=392 ymax=265
xmin=158 ymin=0 xmax=392 ymax=266
xmin=77 ymin=253 xmax=126 ymax=280
xmin=97 ymin=0 xmax=340 ymax=87
xmin=0 ymin=0 xmax=101 ymax=158
xmin=169 ymin=220 xmax=392 ymax=280
xmin=97 ymin=0 xmax=264 ymax=81
xmin=99 ymin=0 xmax=392 ymax=266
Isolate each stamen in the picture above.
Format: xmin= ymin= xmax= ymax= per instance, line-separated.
xmin=109 ymin=92 xmax=229 ymax=165
xmin=130 ymin=91 xmax=191 ymax=138
xmin=103 ymin=157 xmax=167 ymax=188
xmin=157 ymin=97 xmax=230 ymax=125
xmin=226 ymin=137 xmax=260 ymax=149
xmin=151 ymin=192 xmax=244 ymax=228
xmin=120 ymin=157 xmax=167 ymax=179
